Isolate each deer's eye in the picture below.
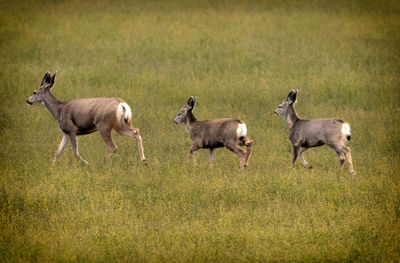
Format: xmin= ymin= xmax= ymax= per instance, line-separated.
xmin=33 ymin=91 xmax=37 ymax=95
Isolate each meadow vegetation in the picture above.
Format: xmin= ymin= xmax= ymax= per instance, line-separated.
xmin=1 ymin=0 xmax=399 ymax=261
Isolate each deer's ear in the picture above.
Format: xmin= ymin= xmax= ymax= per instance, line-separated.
xmin=186 ymin=96 xmax=196 ymax=110
xmin=50 ymin=71 xmax=57 ymax=89
xmin=41 ymin=72 xmax=52 ymax=87
xmin=287 ymin=90 xmax=297 ymax=104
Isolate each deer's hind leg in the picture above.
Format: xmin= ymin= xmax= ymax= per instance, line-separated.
xmin=98 ymin=128 xmax=118 ymax=158
xmin=239 ymin=137 xmax=253 ymax=168
xmin=117 ymin=126 xmax=147 ymax=164
xmin=226 ymin=142 xmax=246 ymax=170
xmin=334 ymin=149 xmax=346 ymax=168
xmin=343 ymin=146 xmax=355 ymax=175
xmin=329 ymin=144 xmax=355 ymax=175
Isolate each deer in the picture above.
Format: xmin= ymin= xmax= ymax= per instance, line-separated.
xmin=274 ymin=90 xmax=355 ymax=174
xmin=174 ymin=96 xmax=253 ymax=170
xmin=26 ymin=71 xmax=147 ymax=165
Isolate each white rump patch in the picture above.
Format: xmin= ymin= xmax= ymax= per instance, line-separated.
xmin=117 ymin=102 xmax=132 ymax=123
xmin=236 ymin=123 xmax=247 ymax=138
xmin=342 ymin=123 xmax=351 ymax=137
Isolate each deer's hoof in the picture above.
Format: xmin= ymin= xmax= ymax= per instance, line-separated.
xmin=142 ymin=159 xmax=148 ymax=165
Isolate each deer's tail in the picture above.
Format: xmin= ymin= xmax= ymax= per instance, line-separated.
xmin=117 ymin=102 xmax=132 ymax=125
xmin=342 ymin=123 xmax=351 ymax=141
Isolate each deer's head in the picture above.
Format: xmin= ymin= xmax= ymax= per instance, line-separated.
xmin=27 ymin=71 xmax=56 ymax=105
xmin=174 ymin=96 xmax=196 ymax=124
xmin=274 ymin=89 xmax=297 ymax=116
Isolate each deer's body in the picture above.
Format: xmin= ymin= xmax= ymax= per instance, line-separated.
xmin=174 ymin=97 xmax=253 ymax=169
xmin=275 ymin=90 xmax=355 ymax=174
xmin=289 ymin=118 xmax=348 ymax=148
xmin=188 ymin=117 xmax=248 ymax=149
xmin=55 ymin=98 xmax=124 ymax=135
xmin=27 ymin=72 xmax=147 ymax=165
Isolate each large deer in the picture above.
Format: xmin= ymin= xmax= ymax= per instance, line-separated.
xmin=26 ymin=71 xmax=147 ymax=165
xmin=274 ymin=90 xmax=355 ymax=174
xmin=174 ymin=96 xmax=253 ymax=170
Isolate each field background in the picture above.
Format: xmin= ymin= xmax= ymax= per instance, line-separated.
xmin=1 ymin=0 xmax=399 ymax=262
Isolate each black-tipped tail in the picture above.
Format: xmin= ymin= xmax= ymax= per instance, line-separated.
xmin=121 ymin=105 xmax=129 ymax=124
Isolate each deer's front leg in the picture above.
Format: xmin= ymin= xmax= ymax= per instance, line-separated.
xmin=53 ymin=133 xmax=70 ymax=163
xmin=209 ymin=148 xmax=216 ymax=166
xmin=292 ymin=144 xmax=300 ymax=168
xmin=189 ymin=144 xmax=201 ymax=163
xmin=298 ymin=147 xmax=311 ymax=169
xmin=69 ymin=134 xmax=89 ymax=165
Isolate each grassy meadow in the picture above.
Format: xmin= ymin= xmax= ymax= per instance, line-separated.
xmin=1 ymin=0 xmax=400 ymax=261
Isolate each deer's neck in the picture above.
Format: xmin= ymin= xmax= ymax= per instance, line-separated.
xmin=184 ymin=111 xmax=197 ymax=133
xmin=43 ymin=92 xmax=63 ymax=120
xmin=285 ymin=105 xmax=300 ymax=130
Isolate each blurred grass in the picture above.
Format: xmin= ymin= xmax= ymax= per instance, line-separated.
xmin=1 ymin=0 xmax=400 ymax=262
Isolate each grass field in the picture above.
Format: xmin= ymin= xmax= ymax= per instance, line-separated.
xmin=1 ymin=0 xmax=400 ymax=261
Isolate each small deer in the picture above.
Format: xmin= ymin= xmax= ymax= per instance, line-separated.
xmin=26 ymin=71 xmax=147 ymax=165
xmin=174 ymin=96 xmax=253 ymax=170
xmin=274 ymin=90 xmax=355 ymax=174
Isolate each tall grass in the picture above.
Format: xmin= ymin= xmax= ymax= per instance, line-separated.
xmin=1 ymin=0 xmax=399 ymax=261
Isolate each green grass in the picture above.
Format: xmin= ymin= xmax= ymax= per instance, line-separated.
xmin=1 ymin=0 xmax=400 ymax=261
